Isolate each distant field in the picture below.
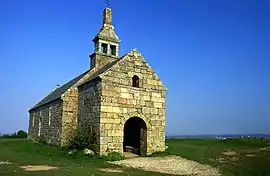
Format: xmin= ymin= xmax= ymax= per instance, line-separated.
xmin=0 ymin=138 xmax=269 ymax=175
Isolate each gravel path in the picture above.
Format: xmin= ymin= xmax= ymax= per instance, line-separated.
xmin=111 ymin=155 xmax=221 ymax=176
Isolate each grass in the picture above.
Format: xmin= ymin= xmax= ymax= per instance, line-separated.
xmin=0 ymin=139 xmax=165 ymax=176
xmin=0 ymin=138 xmax=270 ymax=175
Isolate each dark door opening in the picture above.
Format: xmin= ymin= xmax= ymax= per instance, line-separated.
xmin=123 ymin=117 xmax=147 ymax=155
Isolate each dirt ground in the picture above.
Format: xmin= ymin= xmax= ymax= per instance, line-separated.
xmin=99 ymin=168 xmax=123 ymax=173
xmin=20 ymin=165 xmax=58 ymax=171
xmin=111 ymin=155 xmax=221 ymax=176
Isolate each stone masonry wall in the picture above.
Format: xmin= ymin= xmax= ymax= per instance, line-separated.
xmin=60 ymin=69 xmax=97 ymax=147
xmin=91 ymin=52 xmax=118 ymax=70
xmin=28 ymin=99 xmax=62 ymax=145
xmin=60 ymin=89 xmax=79 ymax=146
xmin=99 ymin=50 xmax=166 ymax=155
xmin=78 ymin=78 xmax=102 ymax=153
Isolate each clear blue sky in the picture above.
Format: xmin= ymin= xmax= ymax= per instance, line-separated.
xmin=1 ymin=0 xmax=269 ymax=135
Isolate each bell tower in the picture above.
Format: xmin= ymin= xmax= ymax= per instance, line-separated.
xmin=90 ymin=7 xmax=120 ymax=70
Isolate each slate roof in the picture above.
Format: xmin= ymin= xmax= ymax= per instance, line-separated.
xmin=79 ymin=54 xmax=126 ymax=86
xmin=29 ymin=70 xmax=89 ymax=111
xmin=29 ymin=54 xmax=126 ymax=112
xmin=93 ymin=25 xmax=120 ymax=43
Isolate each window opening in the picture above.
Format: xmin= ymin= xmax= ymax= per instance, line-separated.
xmin=110 ymin=45 xmax=116 ymax=56
xmin=101 ymin=43 xmax=108 ymax=54
xmin=132 ymin=75 xmax=139 ymax=88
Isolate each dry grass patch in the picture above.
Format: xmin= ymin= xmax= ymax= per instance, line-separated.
xmin=217 ymin=157 xmax=226 ymax=163
xmin=20 ymin=165 xmax=58 ymax=171
xmin=0 ymin=161 xmax=12 ymax=165
xmin=99 ymin=168 xmax=123 ymax=173
xmin=259 ymin=146 xmax=270 ymax=151
xmin=123 ymin=152 xmax=139 ymax=159
xmin=222 ymin=150 xmax=237 ymax=156
xmin=246 ymin=154 xmax=256 ymax=157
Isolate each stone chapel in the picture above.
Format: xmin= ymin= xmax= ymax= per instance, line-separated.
xmin=28 ymin=7 xmax=166 ymax=156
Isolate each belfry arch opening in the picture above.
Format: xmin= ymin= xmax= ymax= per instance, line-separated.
xmin=123 ymin=117 xmax=147 ymax=156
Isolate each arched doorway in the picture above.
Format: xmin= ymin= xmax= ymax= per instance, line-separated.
xmin=123 ymin=117 xmax=147 ymax=156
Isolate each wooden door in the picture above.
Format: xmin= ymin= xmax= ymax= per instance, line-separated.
xmin=140 ymin=128 xmax=147 ymax=156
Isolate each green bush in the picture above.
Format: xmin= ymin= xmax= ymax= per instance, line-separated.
xmin=147 ymin=151 xmax=170 ymax=157
xmin=100 ymin=152 xmax=125 ymax=161
xmin=69 ymin=150 xmax=94 ymax=159
xmin=36 ymin=135 xmax=47 ymax=144
xmin=16 ymin=130 xmax=28 ymax=138
xmin=68 ymin=125 xmax=97 ymax=152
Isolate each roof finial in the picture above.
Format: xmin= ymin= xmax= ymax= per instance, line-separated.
xmin=105 ymin=0 xmax=111 ymax=8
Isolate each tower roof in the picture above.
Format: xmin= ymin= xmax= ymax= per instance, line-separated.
xmin=93 ymin=8 xmax=120 ymax=43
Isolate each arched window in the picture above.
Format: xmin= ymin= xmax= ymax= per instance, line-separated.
xmin=132 ymin=75 xmax=139 ymax=88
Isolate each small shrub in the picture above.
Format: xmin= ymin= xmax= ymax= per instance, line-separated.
xmin=100 ymin=152 xmax=125 ymax=161
xmin=36 ymin=136 xmax=47 ymax=144
xmin=69 ymin=150 xmax=87 ymax=159
xmin=68 ymin=131 xmax=97 ymax=150
xmin=68 ymin=124 xmax=97 ymax=152
xmin=147 ymin=151 xmax=170 ymax=157
xmin=16 ymin=130 xmax=28 ymax=138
